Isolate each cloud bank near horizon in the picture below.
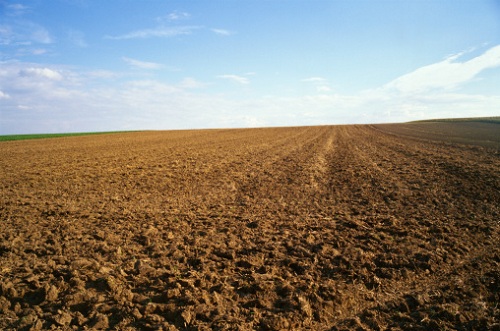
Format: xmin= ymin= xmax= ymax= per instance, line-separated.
xmin=1 ymin=44 xmax=499 ymax=134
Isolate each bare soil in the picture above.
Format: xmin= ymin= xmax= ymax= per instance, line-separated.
xmin=0 ymin=123 xmax=498 ymax=330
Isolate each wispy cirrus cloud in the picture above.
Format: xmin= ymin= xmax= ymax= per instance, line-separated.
xmin=179 ymin=77 xmax=206 ymax=89
xmin=105 ymin=11 xmax=232 ymax=42
xmin=6 ymin=3 xmax=28 ymax=10
xmin=106 ymin=25 xmax=200 ymax=40
xmin=122 ymin=57 xmax=163 ymax=70
xmin=86 ymin=70 xmax=119 ymax=79
xmin=302 ymin=77 xmax=327 ymax=83
xmin=302 ymin=77 xmax=332 ymax=92
xmin=217 ymin=74 xmax=250 ymax=85
xmin=0 ymin=21 xmax=52 ymax=45
xmin=384 ymin=45 xmax=500 ymax=93
xmin=29 ymin=23 xmax=52 ymax=44
xmin=0 ymin=25 xmax=14 ymax=45
xmin=163 ymin=11 xmax=191 ymax=21
xmin=0 ymin=3 xmax=52 ymax=59
xmin=211 ymin=28 xmax=234 ymax=36
xmin=4 ymin=3 xmax=30 ymax=16
xmin=31 ymin=48 xmax=47 ymax=55
xmin=67 ymin=29 xmax=87 ymax=47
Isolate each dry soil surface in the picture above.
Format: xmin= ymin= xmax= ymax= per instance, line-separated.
xmin=0 ymin=123 xmax=499 ymax=330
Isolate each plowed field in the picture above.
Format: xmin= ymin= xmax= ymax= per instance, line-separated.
xmin=1 ymin=123 xmax=499 ymax=330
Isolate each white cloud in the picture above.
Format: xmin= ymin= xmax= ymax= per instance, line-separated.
xmin=0 ymin=90 xmax=10 ymax=99
xmin=121 ymin=80 xmax=181 ymax=98
xmin=86 ymin=70 xmax=119 ymax=79
xmin=1 ymin=63 xmax=81 ymax=95
xmin=0 ymin=63 xmax=87 ymax=135
xmin=32 ymin=48 xmax=47 ymax=55
xmin=385 ymin=45 xmax=500 ymax=93
xmin=179 ymin=77 xmax=206 ymax=89
xmin=317 ymin=86 xmax=332 ymax=92
xmin=155 ymin=11 xmax=191 ymax=23
xmin=122 ymin=57 xmax=163 ymax=70
xmin=302 ymin=77 xmax=333 ymax=93
xmin=106 ymin=26 xmax=200 ymax=40
xmin=164 ymin=11 xmax=191 ymax=21
xmin=211 ymin=28 xmax=234 ymax=36
xmin=217 ymin=74 xmax=250 ymax=85
xmin=302 ymin=77 xmax=327 ymax=83
xmin=19 ymin=67 xmax=63 ymax=80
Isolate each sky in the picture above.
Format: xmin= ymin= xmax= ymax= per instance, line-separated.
xmin=1 ymin=0 xmax=500 ymax=134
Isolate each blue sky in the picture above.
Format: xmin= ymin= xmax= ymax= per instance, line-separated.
xmin=1 ymin=0 xmax=500 ymax=134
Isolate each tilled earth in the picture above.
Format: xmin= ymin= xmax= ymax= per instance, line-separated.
xmin=0 ymin=123 xmax=499 ymax=330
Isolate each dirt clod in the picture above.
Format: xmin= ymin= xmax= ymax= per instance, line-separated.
xmin=43 ymin=285 xmax=58 ymax=302
xmin=90 ymin=313 xmax=109 ymax=329
xmin=54 ymin=310 xmax=72 ymax=327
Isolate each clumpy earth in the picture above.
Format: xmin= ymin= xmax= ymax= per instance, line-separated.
xmin=0 ymin=123 xmax=498 ymax=330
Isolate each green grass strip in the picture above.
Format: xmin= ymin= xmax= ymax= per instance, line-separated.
xmin=0 ymin=131 xmax=138 ymax=142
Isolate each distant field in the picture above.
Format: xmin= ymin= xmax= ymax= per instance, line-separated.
xmin=1 ymin=123 xmax=498 ymax=330
xmin=0 ymin=131 xmax=137 ymax=142
xmin=374 ymin=118 xmax=500 ymax=149
xmin=410 ymin=116 xmax=500 ymax=124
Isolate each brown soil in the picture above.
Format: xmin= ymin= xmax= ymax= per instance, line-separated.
xmin=374 ymin=121 xmax=500 ymax=149
xmin=0 ymin=124 xmax=498 ymax=330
